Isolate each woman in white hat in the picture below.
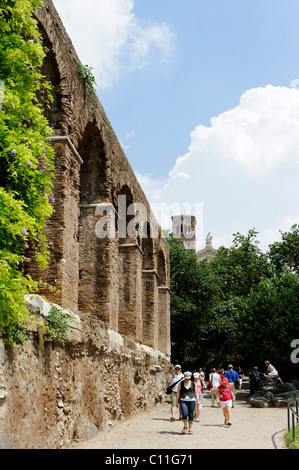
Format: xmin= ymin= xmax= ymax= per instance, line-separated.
xmin=176 ymin=371 xmax=199 ymax=435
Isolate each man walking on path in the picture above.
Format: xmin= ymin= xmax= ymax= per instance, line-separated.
xmin=223 ymin=365 xmax=239 ymax=406
xmin=249 ymin=366 xmax=261 ymax=395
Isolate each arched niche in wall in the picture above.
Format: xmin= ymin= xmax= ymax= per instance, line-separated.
xmin=141 ymin=222 xmax=158 ymax=350
xmin=157 ymin=249 xmax=167 ymax=287
xmin=78 ymin=122 xmax=112 ymax=321
xmin=79 ymin=122 xmax=108 ymax=205
xmin=157 ymin=247 xmax=170 ymax=355
xmin=142 ymin=222 xmax=154 ymax=270
xmin=36 ymin=20 xmax=63 ymax=132
xmin=117 ymin=184 xmax=134 ymax=244
xmin=117 ymin=185 xmax=143 ymax=341
xmin=24 ymin=19 xmax=77 ymax=310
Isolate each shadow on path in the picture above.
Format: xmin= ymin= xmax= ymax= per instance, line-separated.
xmin=73 ymin=378 xmax=288 ymax=450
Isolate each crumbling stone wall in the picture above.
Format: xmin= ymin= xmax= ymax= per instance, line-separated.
xmin=0 ymin=0 xmax=171 ymax=449
xmin=0 ymin=311 xmax=171 ymax=449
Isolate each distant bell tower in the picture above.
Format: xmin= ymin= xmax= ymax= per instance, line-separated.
xmin=171 ymin=214 xmax=197 ymax=251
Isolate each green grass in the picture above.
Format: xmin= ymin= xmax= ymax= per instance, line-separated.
xmin=285 ymin=423 xmax=299 ymax=449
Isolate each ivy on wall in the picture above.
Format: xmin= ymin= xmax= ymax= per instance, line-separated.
xmin=78 ymin=63 xmax=97 ymax=101
xmin=0 ymin=0 xmax=55 ymax=345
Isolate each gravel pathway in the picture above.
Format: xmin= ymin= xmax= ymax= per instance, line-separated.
xmin=74 ymin=388 xmax=288 ymax=450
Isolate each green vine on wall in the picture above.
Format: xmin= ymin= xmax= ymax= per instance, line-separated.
xmin=0 ymin=0 xmax=55 ymax=346
xmin=78 ymin=63 xmax=97 ymax=101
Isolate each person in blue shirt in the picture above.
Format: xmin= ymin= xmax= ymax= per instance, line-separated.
xmin=223 ymin=365 xmax=239 ymax=406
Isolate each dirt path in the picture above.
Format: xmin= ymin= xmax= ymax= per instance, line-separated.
xmin=74 ymin=387 xmax=288 ymax=450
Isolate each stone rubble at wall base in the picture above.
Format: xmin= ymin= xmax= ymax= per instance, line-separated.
xmin=247 ymin=375 xmax=299 ymax=408
xmin=0 ymin=320 xmax=171 ymax=449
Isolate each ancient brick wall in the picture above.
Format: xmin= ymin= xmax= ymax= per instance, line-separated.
xmin=25 ymin=0 xmax=171 ymax=354
xmin=0 ymin=0 xmax=171 ymax=449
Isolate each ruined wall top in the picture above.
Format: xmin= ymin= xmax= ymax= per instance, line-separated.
xmin=35 ymin=0 xmax=164 ymax=234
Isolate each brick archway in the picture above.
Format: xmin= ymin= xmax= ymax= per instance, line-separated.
xmin=33 ymin=0 xmax=170 ymax=355
xmin=117 ymin=185 xmax=143 ymax=341
xmin=157 ymin=248 xmax=171 ymax=355
xmin=78 ymin=122 xmax=113 ymax=321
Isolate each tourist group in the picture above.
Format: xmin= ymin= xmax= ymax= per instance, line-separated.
xmin=165 ymin=361 xmax=280 ymax=435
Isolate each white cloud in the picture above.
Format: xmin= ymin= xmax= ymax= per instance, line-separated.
xmin=137 ymin=85 xmax=299 ymax=250
xmin=211 ymin=215 xmax=299 ymax=253
xmin=258 ymin=215 xmax=299 ymax=251
xmin=125 ymin=129 xmax=135 ymax=139
xmin=53 ymin=0 xmax=174 ymax=88
xmin=171 ymin=85 xmax=299 ymax=178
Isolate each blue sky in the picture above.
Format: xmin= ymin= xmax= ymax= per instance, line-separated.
xmin=53 ymin=0 xmax=299 ymax=251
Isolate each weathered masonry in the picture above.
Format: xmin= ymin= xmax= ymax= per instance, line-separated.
xmin=28 ymin=0 xmax=171 ymax=357
xmin=0 ymin=0 xmax=171 ymax=449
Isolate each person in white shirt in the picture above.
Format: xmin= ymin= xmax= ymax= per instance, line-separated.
xmin=209 ymin=368 xmax=221 ymax=407
xmin=264 ymin=360 xmax=278 ymax=376
xmin=264 ymin=360 xmax=283 ymax=384
xmin=264 ymin=361 xmax=283 ymax=384
xmin=165 ymin=365 xmax=184 ymax=421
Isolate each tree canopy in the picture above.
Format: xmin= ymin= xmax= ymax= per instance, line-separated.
xmin=167 ymin=227 xmax=299 ymax=380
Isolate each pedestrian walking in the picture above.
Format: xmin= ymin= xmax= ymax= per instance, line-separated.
xmin=216 ymin=377 xmax=235 ymax=426
xmin=236 ymin=366 xmax=244 ymax=390
xmin=176 ymin=371 xmax=199 ymax=435
xmin=223 ymin=365 xmax=239 ymax=405
xmin=249 ymin=366 xmax=261 ymax=395
xmin=193 ymin=372 xmax=203 ymax=422
xmin=208 ymin=368 xmax=221 ymax=407
xmin=165 ymin=364 xmax=184 ymax=421
xmin=198 ymin=367 xmax=206 ymax=389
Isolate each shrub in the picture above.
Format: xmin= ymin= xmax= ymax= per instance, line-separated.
xmin=44 ymin=304 xmax=72 ymax=344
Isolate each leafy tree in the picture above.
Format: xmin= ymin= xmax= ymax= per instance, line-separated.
xmin=196 ymin=230 xmax=272 ymax=368
xmin=210 ymin=230 xmax=271 ymax=298
xmin=0 ymin=0 xmax=55 ymax=345
xmin=167 ymin=234 xmax=202 ymax=367
xmin=167 ymin=228 xmax=299 ymax=379
xmin=238 ymin=270 xmax=299 ymax=376
xmin=268 ymin=224 xmax=299 ymax=274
